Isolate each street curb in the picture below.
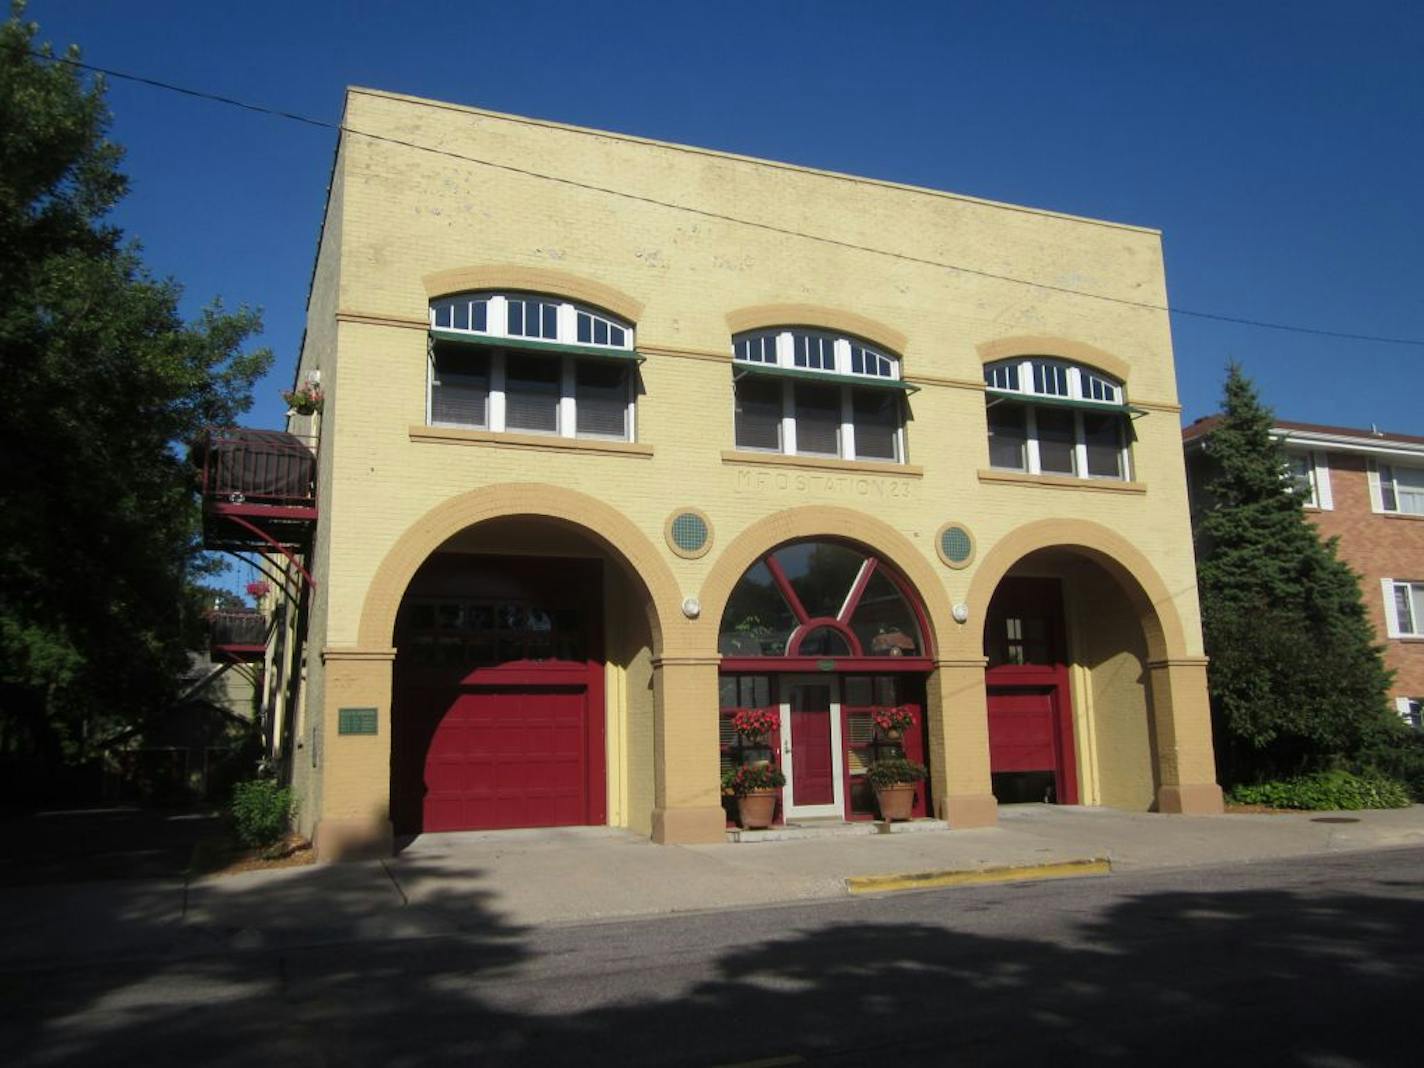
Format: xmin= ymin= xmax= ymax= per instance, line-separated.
xmin=846 ymin=857 xmax=1112 ymax=895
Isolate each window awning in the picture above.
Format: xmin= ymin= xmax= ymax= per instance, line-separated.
xmin=733 ymin=361 xmax=919 ymax=394
xmin=431 ymin=328 xmax=645 ymax=364
xmin=986 ymin=388 xmax=1146 ymax=417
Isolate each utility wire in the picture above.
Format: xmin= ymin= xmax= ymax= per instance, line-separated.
xmin=31 ymin=48 xmax=1424 ymax=350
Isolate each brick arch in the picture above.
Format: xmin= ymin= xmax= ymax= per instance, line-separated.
xmin=725 ymin=304 xmax=908 ymax=357
xmin=977 ymin=335 xmax=1133 ymax=385
xmin=964 ymin=518 xmax=1192 ymax=662
xmin=421 ymin=265 xmax=645 ymax=323
xmin=698 ymin=506 xmax=952 ymax=657
xmin=357 ymin=483 xmax=683 ymax=655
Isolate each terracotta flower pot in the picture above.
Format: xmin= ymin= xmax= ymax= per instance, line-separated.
xmin=874 ymin=783 xmax=915 ymax=822
xmin=737 ymin=789 xmax=778 ymax=829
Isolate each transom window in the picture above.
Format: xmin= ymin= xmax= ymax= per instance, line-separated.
xmin=428 ymin=292 xmax=638 ymax=441
xmin=984 ymin=357 xmax=1131 ymax=480
xmin=1377 ymin=463 xmax=1424 ymax=516
xmin=733 ymin=328 xmax=910 ymax=463
xmin=718 ymin=541 xmax=926 ymax=660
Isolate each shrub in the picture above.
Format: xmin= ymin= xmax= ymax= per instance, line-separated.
xmin=1357 ymin=728 xmax=1424 ymax=802
xmin=1230 ymin=769 xmax=1411 ymax=811
xmin=865 ymin=757 xmax=928 ymax=789
xmin=721 ymin=763 xmax=786 ymax=796
xmin=229 ymin=778 xmax=295 ymax=848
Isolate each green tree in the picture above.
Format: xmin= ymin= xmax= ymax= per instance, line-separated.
xmin=1195 ymin=364 xmax=1394 ymax=783
xmin=0 ymin=5 xmax=273 ymax=783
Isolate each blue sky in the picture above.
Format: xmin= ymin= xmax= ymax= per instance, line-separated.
xmin=26 ymin=0 xmax=1424 ymax=436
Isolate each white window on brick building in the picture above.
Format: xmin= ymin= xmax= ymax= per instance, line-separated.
xmin=1398 ymin=697 xmax=1423 ymax=730
xmin=731 ymin=328 xmax=914 ymax=463
xmin=983 ymin=358 xmax=1135 ymax=480
xmin=1373 ymin=462 xmax=1424 ymax=516
xmin=428 ymin=292 xmax=639 ymax=441
xmin=1281 ymin=449 xmax=1334 ymax=509
xmin=1384 ymin=579 xmax=1424 ymax=638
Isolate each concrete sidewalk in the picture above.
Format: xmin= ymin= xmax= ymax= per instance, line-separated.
xmin=5 ymin=804 xmax=1423 ymax=970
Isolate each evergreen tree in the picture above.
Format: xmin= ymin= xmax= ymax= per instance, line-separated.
xmin=0 ymin=5 xmax=273 ymax=783
xmin=1195 ymin=364 xmax=1394 ymax=783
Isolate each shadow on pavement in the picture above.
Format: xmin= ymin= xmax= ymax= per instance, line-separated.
xmin=0 ymin=805 xmax=220 ymax=886
xmin=4 ymin=851 xmax=1423 ymax=1065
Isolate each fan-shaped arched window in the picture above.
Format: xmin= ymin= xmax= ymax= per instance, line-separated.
xmin=983 ymin=357 xmax=1133 ymax=480
xmin=428 ymin=291 xmax=640 ymax=441
xmin=732 ymin=328 xmax=914 ymax=463
xmin=718 ymin=541 xmax=927 ymax=660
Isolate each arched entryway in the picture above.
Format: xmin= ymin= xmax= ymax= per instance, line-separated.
xmin=717 ymin=539 xmax=935 ymax=824
xmin=388 ymin=515 xmax=660 ymax=836
xmin=983 ymin=549 xmax=1162 ymax=810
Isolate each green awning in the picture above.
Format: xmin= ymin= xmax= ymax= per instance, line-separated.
xmin=986 ymin=388 xmax=1145 ymax=417
xmin=431 ymin=329 xmax=645 ymax=364
xmin=733 ymin=361 xmax=919 ymax=394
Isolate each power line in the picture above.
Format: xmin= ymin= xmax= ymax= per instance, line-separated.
xmin=31 ymin=48 xmax=1424 ymax=350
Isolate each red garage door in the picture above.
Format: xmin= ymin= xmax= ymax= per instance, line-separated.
xmin=424 ymin=686 xmax=591 ymax=833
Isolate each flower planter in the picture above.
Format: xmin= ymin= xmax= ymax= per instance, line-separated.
xmin=874 ymin=783 xmax=915 ymax=822
xmin=737 ymin=789 xmax=778 ymax=829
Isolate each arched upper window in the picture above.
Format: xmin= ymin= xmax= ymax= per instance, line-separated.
xmin=718 ymin=541 xmax=927 ymax=661
xmin=983 ymin=358 xmax=1132 ymax=480
xmin=428 ymin=292 xmax=639 ymax=442
xmin=731 ymin=328 xmax=914 ymax=464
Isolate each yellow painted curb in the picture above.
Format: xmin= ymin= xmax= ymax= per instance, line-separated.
xmin=846 ymin=857 xmax=1111 ymax=895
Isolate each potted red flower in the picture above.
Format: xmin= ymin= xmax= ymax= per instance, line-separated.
xmin=721 ymin=763 xmax=787 ymax=829
xmin=872 ymin=705 xmax=916 ymax=741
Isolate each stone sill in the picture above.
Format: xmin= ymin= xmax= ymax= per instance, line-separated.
xmin=721 ymin=451 xmax=924 ymax=478
xmin=410 ymin=425 xmax=654 ymax=458
xmin=977 ymin=469 xmax=1147 ymax=494
xmin=1379 ymin=511 xmax=1424 ymax=523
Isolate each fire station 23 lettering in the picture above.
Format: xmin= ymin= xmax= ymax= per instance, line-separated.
xmin=735 ymin=469 xmax=914 ymax=500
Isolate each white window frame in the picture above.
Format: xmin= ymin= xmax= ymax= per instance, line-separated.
xmin=1383 ymin=579 xmax=1424 ymax=638
xmin=731 ymin=329 xmax=907 ymax=464
xmin=1285 ymin=450 xmax=1333 ymax=509
xmin=1371 ymin=461 xmax=1424 ymax=516
xmin=984 ymin=358 xmax=1132 ymax=481
xmin=428 ymin=292 xmax=636 ymax=442
xmin=1397 ymin=696 xmax=1423 ymax=730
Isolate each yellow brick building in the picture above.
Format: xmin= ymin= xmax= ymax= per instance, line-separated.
xmin=273 ymin=88 xmax=1222 ymax=859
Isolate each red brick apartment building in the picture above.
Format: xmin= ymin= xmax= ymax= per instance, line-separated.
xmin=1184 ymin=418 xmax=1424 ymax=728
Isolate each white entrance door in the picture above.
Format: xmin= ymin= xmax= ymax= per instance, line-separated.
xmin=780 ymin=675 xmax=845 ymax=819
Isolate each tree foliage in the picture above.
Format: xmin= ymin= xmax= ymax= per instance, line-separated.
xmin=1195 ymin=364 xmax=1394 ymax=783
xmin=0 ymin=5 xmax=273 ymax=773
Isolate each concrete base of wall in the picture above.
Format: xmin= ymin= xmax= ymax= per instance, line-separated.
xmin=938 ymin=793 xmax=999 ymax=828
xmin=652 ymin=805 xmax=728 ymax=844
xmin=314 ymin=817 xmax=396 ymax=861
xmin=1156 ymin=783 xmax=1225 ymax=815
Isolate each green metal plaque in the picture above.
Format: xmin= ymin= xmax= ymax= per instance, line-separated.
xmin=338 ymin=707 xmax=378 ymax=735
xmin=817 ymin=659 xmax=835 ymax=672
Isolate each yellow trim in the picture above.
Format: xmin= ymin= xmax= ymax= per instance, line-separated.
xmin=321 ymin=646 xmax=397 ymax=662
xmin=410 ymin=425 xmax=655 ymax=458
xmin=966 ymin=517 xmax=1191 ymax=661
xmin=977 ymin=336 xmax=1133 ymax=384
xmin=722 ymin=451 xmax=924 ymax=478
xmin=977 ymin=469 xmax=1147 ymax=494
xmin=421 ymin=265 xmax=645 ymax=322
xmin=847 ymin=858 xmax=1111 ymax=894
xmin=335 ymin=311 xmax=428 ymax=330
xmin=725 ymin=304 xmax=908 ymax=356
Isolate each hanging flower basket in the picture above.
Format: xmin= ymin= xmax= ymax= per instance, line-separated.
xmin=282 ymin=382 xmax=324 ymax=415
xmin=245 ymin=580 xmax=271 ymax=600
xmin=872 ymin=706 xmax=916 ymax=740
xmin=731 ymin=707 xmax=780 ymax=746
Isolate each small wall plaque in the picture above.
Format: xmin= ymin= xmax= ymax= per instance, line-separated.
xmin=338 ymin=707 xmax=378 ymax=735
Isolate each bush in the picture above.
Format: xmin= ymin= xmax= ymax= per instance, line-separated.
xmin=1357 ymin=728 xmax=1424 ymax=802
xmin=229 ymin=778 xmax=295 ymax=848
xmin=1230 ymin=769 xmax=1411 ymax=811
xmin=865 ymin=757 xmax=928 ymax=789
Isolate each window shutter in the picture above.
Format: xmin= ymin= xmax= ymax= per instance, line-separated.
xmin=1313 ymin=452 xmax=1333 ymax=510
xmin=1382 ymin=578 xmax=1403 ymax=638
xmin=1366 ymin=459 xmax=1384 ymax=512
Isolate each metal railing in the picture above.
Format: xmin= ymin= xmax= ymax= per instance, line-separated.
xmin=196 ymin=427 xmax=317 ymax=507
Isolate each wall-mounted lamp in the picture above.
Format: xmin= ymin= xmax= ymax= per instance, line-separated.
xmin=951 ymin=602 xmax=970 ymax=624
xmin=682 ymin=597 xmax=701 ymax=620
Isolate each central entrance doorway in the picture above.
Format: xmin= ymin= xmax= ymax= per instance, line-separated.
xmin=781 ymin=676 xmax=845 ymax=818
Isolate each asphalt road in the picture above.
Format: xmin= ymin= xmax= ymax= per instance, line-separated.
xmin=6 ymin=847 xmax=1423 ymax=1066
